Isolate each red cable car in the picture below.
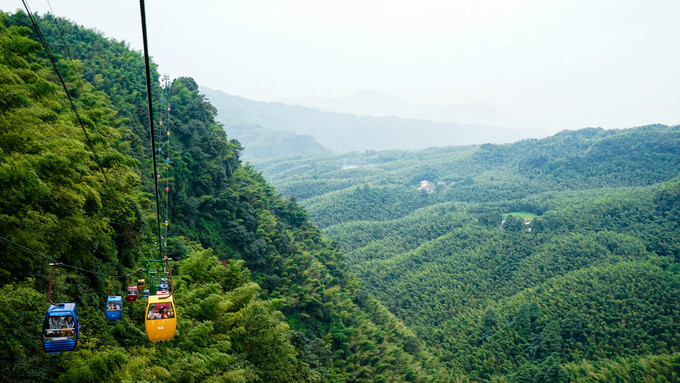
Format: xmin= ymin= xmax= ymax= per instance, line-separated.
xmin=126 ymin=286 xmax=138 ymax=302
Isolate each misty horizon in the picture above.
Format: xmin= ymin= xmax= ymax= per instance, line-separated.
xmin=1 ymin=0 xmax=678 ymax=133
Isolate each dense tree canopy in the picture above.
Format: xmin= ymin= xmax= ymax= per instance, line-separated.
xmin=2 ymin=9 xmax=680 ymax=382
xmin=0 ymin=11 xmax=444 ymax=382
xmin=258 ymin=122 xmax=680 ymax=381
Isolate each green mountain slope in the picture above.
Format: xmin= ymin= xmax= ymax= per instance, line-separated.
xmin=258 ymin=125 xmax=680 ymax=228
xmin=226 ymin=123 xmax=332 ymax=161
xmin=0 ymin=11 xmax=444 ymax=382
xmin=257 ymin=127 xmax=680 ymax=381
xmin=3 ymin=9 xmax=680 ymax=382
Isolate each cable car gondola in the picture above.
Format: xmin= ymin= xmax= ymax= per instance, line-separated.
xmin=105 ymin=296 xmax=123 ymax=320
xmin=42 ymin=303 xmax=79 ymax=353
xmin=143 ymin=289 xmax=150 ymax=298
xmin=126 ymin=285 xmax=138 ymax=302
xmin=145 ymin=295 xmax=176 ymax=341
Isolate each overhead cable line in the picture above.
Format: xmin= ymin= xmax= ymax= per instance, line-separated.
xmin=5 ymin=3 xmax=168 ymax=288
xmin=161 ymin=74 xmax=172 ymax=255
xmin=45 ymin=0 xmax=89 ymax=104
xmin=0 ymin=235 xmax=136 ymax=279
xmin=139 ymin=2 xmax=175 ymax=301
xmin=139 ymin=0 xmax=163 ymax=254
xmin=21 ymin=0 xmax=109 ymax=183
xmin=42 ymin=1 xmax=117 ymax=151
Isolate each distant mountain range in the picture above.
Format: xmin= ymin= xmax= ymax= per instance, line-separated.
xmin=201 ymin=87 xmax=547 ymax=162
xmin=281 ymin=90 xmax=518 ymax=126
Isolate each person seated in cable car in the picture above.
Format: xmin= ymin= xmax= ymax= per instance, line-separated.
xmin=42 ymin=303 xmax=79 ymax=353
xmin=45 ymin=317 xmax=62 ymax=338
xmin=162 ymin=304 xmax=174 ymax=318
xmin=147 ymin=303 xmax=174 ymax=320
xmin=46 ymin=315 xmax=75 ymax=337
xmin=147 ymin=304 xmax=159 ymax=320
xmin=64 ymin=316 xmax=75 ymax=336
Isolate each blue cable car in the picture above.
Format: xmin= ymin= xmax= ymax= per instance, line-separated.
xmin=142 ymin=289 xmax=150 ymax=298
xmin=105 ymin=296 xmax=123 ymax=320
xmin=42 ymin=303 xmax=79 ymax=353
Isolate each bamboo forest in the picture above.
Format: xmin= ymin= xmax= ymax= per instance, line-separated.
xmin=0 ymin=7 xmax=679 ymax=383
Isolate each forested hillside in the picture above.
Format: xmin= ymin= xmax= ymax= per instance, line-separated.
xmin=257 ymin=126 xmax=680 ymax=381
xmin=257 ymin=126 xmax=680 ymax=227
xmin=0 ymin=11 xmax=444 ymax=382
xmin=2 ymin=8 xmax=680 ymax=383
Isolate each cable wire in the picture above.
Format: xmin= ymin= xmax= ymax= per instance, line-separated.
xmin=7 ymin=2 xmax=171 ymax=286
xmin=21 ymin=0 xmax=109 ymax=183
xmin=0 ymin=235 xmax=136 ymax=279
xmin=139 ymin=0 xmax=163 ymax=256
xmin=45 ymin=0 xmax=88 ymax=103
xmin=162 ymin=75 xmax=172 ymax=254
xmin=44 ymin=0 xmax=114 ymax=143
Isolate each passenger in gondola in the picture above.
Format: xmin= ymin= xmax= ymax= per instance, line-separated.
xmin=160 ymin=307 xmax=168 ymax=319
xmin=57 ymin=317 xmax=67 ymax=336
xmin=148 ymin=305 xmax=162 ymax=320
xmin=48 ymin=318 xmax=59 ymax=337
xmin=64 ymin=316 xmax=75 ymax=336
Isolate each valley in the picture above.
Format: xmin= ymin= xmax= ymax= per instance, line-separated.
xmin=254 ymin=125 xmax=680 ymax=381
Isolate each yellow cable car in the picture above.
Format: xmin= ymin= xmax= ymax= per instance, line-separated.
xmin=145 ymin=295 xmax=176 ymax=341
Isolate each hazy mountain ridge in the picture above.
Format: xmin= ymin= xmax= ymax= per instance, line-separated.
xmin=201 ymin=86 xmax=547 ymax=162
xmin=281 ymin=89 xmax=516 ymax=125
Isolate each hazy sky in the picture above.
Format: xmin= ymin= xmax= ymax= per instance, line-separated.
xmin=1 ymin=0 xmax=678 ymax=131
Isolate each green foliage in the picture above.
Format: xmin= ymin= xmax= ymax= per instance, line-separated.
xmin=259 ymin=123 xmax=680 ymax=380
xmin=0 ymin=280 xmax=46 ymax=381
xmin=0 ymin=11 xmax=440 ymax=382
xmin=179 ymin=245 xmax=223 ymax=284
xmin=4 ymin=9 xmax=680 ymax=383
xmin=0 ymin=14 xmax=144 ymax=284
xmin=563 ymin=352 xmax=680 ymax=382
xmin=58 ymin=348 xmax=128 ymax=383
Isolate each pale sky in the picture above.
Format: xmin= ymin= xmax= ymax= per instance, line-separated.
xmin=1 ymin=0 xmax=678 ymax=131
